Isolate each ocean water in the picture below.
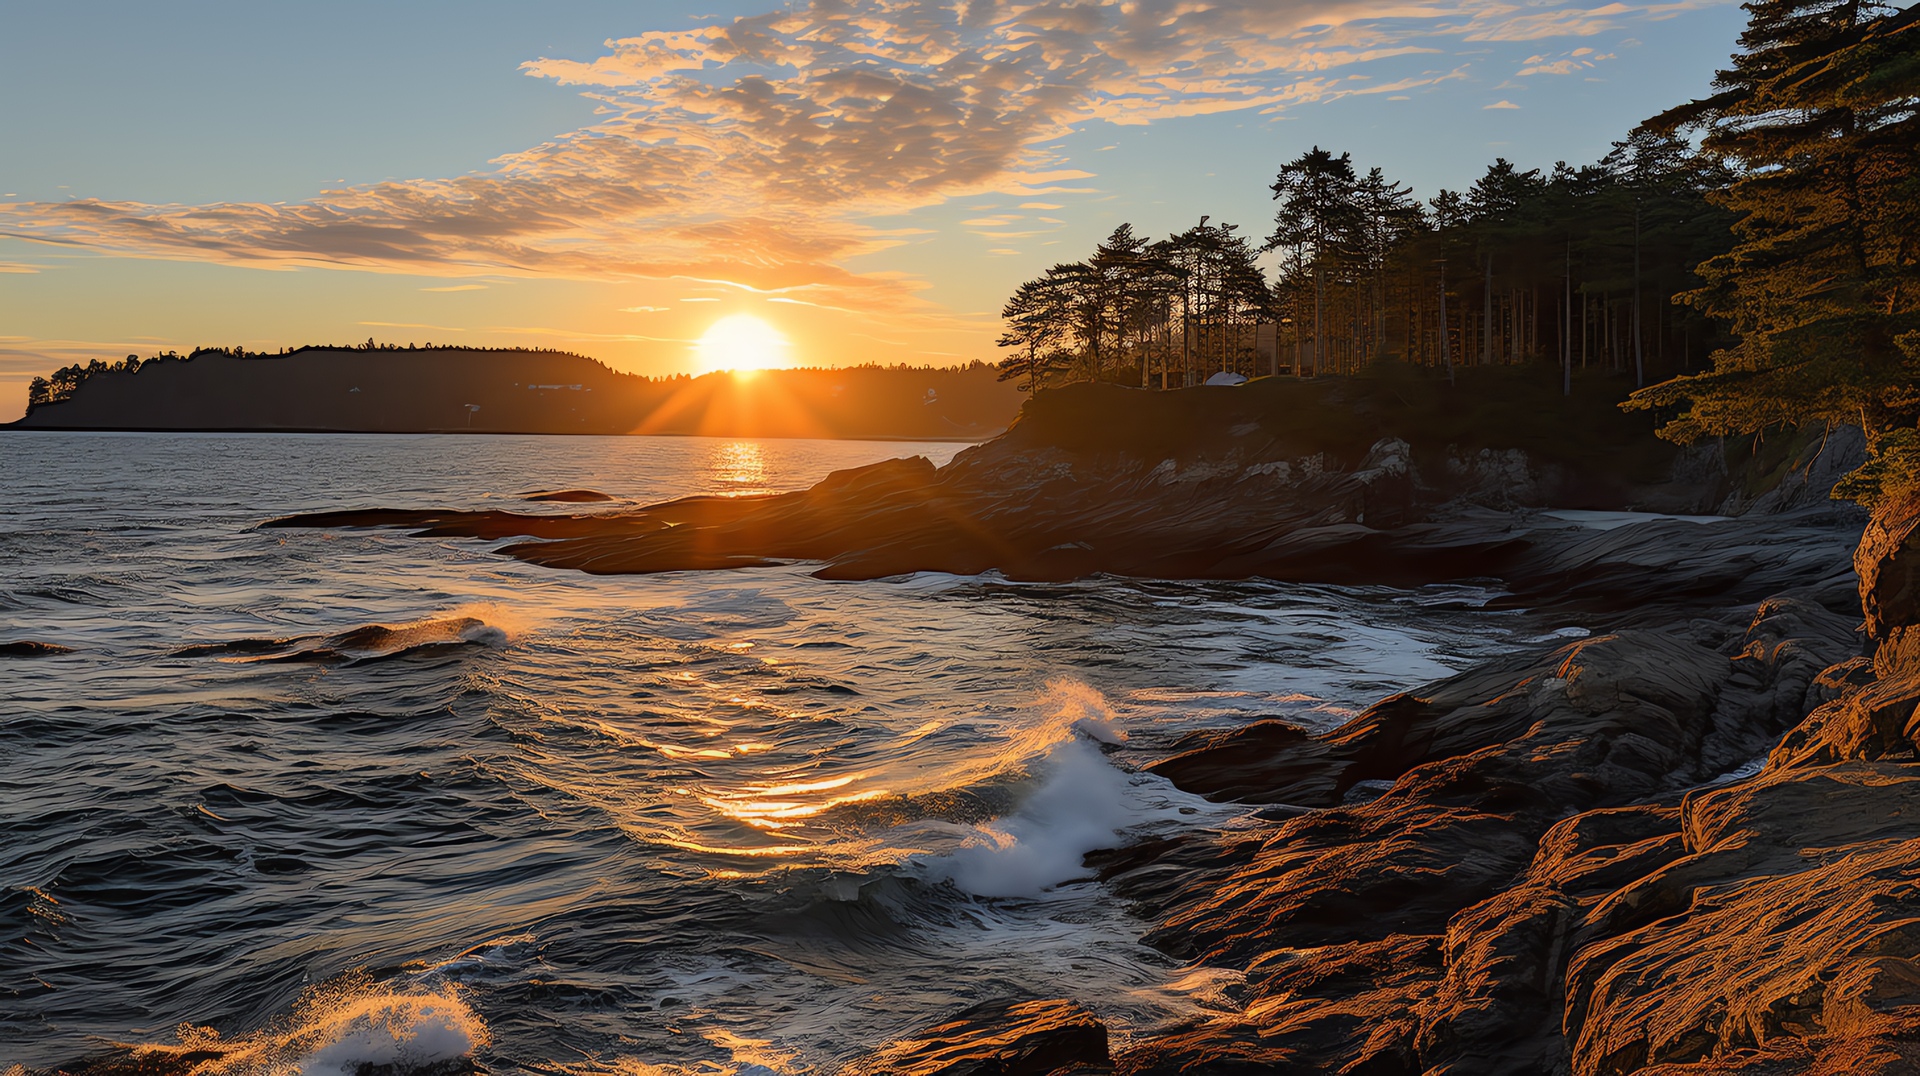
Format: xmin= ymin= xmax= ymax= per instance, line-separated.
xmin=0 ymin=432 xmax=1533 ymax=1075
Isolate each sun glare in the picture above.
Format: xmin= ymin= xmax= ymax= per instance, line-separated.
xmin=696 ymin=314 xmax=791 ymax=376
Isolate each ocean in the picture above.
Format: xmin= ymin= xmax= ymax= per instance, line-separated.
xmin=0 ymin=432 xmax=1530 ymax=1074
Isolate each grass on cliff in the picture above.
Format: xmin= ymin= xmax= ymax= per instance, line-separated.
xmin=1004 ymin=362 xmax=1683 ymax=485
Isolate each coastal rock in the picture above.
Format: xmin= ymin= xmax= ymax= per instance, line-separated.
xmin=1768 ymin=492 xmax=1920 ymax=765
xmin=518 ymin=488 xmax=615 ymax=502
xmin=1446 ymin=445 xmax=1542 ymax=508
xmin=1103 ymin=600 xmax=1862 ymax=1075
xmin=1767 ymin=671 xmax=1920 ymax=766
xmin=1520 ymin=487 xmax=1920 ymax=1071
xmin=1113 ymin=934 xmax=1441 ymax=1075
xmin=1564 ymin=764 xmax=1920 ymax=1074
xmin=1855 ymin=490 xmax=1920 ymax=675
xmin=262 ymin=397 xmax=1866 ymax=619
xmin=1720 ymin=424 xmax=1868 ymax=517
xmin=838 ymin=998 xmax=1111 ymax=1076
xmin=1502 ymin=512 xmax=1864 ymax=621
xmin=1410 ymin=805 xmax=1691 ymax=1075
xmin=1183 ymin=599 xmax=1848 ymax=812
xmin=0 ymin=640 xmax=73 ymax=657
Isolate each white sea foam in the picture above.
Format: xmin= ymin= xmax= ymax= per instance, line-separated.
xmin=294 ymin=992 xmax=484 ymax=1075
xmin=919 ymin=680 xmax=1224 ymax=899
xmin=928 ymin=738 xmax=1139 ymax=897
xmin=117 ymin=980 xmax=488 ymax=1076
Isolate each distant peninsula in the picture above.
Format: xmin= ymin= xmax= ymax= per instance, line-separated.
xmin=5 ymin=345 xmax=1024 ymax=440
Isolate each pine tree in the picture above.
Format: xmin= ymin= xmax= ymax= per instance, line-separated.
xmin=996 ymin=278 xmax=1068 ymax=392
xmin=1627 ymin=1 xmax=1920 ymax=500
xmin=1269 ymin=148 xmax=1361 ymax=375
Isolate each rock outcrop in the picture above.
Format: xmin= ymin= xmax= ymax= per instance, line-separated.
xmin=0 ymin=640 xmax=73 ymax=657
xmin=264 ymin=392 xmax=1867 ymax=620
xmin=848 ymin=491 xmax=1920 ymax=1076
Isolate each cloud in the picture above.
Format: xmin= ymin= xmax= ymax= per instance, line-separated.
xmin=0 ymin=0 xmax=1681 ymax=307
xmin=1516 ymin=45 xmax=1616 ymax=75
xmin=1484 ymin=99 xmax=1522 ymax=108
xmin=420 ymin=283 xmax=489 ymax=292
xmin=359 ymin=321 xmax=468 ymax=332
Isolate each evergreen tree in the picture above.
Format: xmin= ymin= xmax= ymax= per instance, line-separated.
xmin=1628 ymin=1 xmax=1920 ymax=500
xmin=1269 ymin=148 xmax=1361 ymax=375
xmin=995 ymin=278 xmax=1069 ymax=392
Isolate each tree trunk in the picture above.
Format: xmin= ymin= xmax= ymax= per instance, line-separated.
xmin=1633 ymin=202 xmax=1644 ymax=388
xmin=1563 ymin=242 xmax=1572 ymax=397
xmin=1482 ymin=253 xmax=1493 ymax=365
xmin=1314 ymin=264 xmax=1324 ymax=378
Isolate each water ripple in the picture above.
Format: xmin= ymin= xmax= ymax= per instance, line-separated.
xmin=0 ymin=432 xmax=1535 ymax=1074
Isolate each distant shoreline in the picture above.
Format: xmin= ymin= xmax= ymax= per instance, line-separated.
xmin=10 ymin=347 xmax=1025 ymax=441
xmin=0 ymin=424 xmax=999 ymax=443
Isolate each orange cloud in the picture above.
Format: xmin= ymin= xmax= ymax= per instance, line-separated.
xmin=0 ymin=0 xmax=1684 ymax=307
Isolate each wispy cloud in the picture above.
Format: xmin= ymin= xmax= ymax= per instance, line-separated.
xmin=359 ymin=321 xmax=468 ymax=332
xmin=0 ymin=0 xmax=1685 ymax=306
xmin=1516 ymin=45 xmax=1615 ymax=75
xmin=1484 ymin=99 xmax=1522 ymax=108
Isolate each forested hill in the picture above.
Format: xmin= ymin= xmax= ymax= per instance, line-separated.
xmin=6 ymin=346 xmax=1024 ymax=440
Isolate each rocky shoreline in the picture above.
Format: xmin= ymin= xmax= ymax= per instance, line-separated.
xmin=265 ymin=382 xmax=1867 ymax=615
xmin=848 ymin=497 xmax=1920 ymax=1076
xmin=249 ymin=385 xmax=1916 ymax=1075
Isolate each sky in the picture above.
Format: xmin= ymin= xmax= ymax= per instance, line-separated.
xmin=0 ymin=0 xmax=1749 ymax=419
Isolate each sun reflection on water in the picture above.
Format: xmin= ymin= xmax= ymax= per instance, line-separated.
xmin=707 ymin=440 xmax=771 ymax=495
xmin=703 ymin=774 xmax=892 ymax=830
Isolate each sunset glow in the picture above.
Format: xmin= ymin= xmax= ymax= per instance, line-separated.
xmin=0 ymin=2 xmax=1749 ymax=419
xmin=9 ymin=1 xmax=1914 ymax=1069
xmin=695 ymin=314 xmax=791 ymax=376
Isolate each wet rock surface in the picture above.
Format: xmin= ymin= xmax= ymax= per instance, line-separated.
xmin=0 ymin=640 xmax=73 ymax=657
xmin=848 ymin=489 xmax=1920 ymax=1075
xmin=517 ymin=487 xmax=616 ymax=502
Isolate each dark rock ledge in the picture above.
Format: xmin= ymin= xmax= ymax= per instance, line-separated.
xmin=264 ymin=415 xmax=1865 ymax=620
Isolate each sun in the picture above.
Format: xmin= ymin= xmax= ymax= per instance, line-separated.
xmin=695 ymin=313 xmax=792 ymax=376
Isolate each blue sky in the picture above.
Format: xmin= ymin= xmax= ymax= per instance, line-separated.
xmin=0 ymin=0 xmax=1748 ymax=415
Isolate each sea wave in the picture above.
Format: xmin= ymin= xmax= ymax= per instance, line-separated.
xmin=171 ymin=616 xmax=507 ymax=665
xmin=0 ymin=432 xmax=1528 ymax=1072
xmin=24 ymin=973 xmax=486 ymax=1076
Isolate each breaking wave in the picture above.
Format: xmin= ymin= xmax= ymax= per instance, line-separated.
xmin=29 ymin=974 xmax=486 ymax=1076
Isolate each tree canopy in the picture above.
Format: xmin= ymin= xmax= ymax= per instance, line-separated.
xmin=992 ymin=0 xmax=1919 ymax=508
xmin=995 ymin=137 xmax=1735 ymax=395
xmin=1625 ymin=0 xmax=1920 ymax=503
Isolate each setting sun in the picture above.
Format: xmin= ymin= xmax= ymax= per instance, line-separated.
xmin=696 ymin=313 xmax=792 ymax=375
